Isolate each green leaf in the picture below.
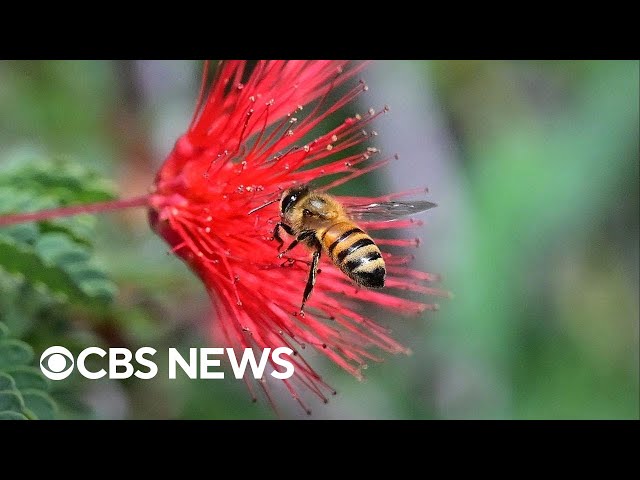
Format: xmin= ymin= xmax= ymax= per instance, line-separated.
xmin=0 ymin=155 xmax=118 ymax=307
xmin=0 ymin=231 xmax=116 ymax=306
xmin=0 ymin=339 xmax=34 ymax=368
xmin=0 ymin=186 xmax=58 ymax=216
xmin=0 ymin=154 xmax=113 ymax=420
xmin=0 ymin=390 xmax=24 ymax=412
xmin=0 ymin=222 xmax=39 ymax=245
xmin=0 ymin=233 xmax=87 ymax=303
xmin=0 ymin=372 xmax=17 ymax=391
xmin=0 ymin=411 xmax=28 ymax=420
xmin=3 ymin=366 xmax=49 ymax=391
xmin=0 ymin=323 xmax=59 ymax=419
xmin=22 ymin=390 xmax=57 ymax=420
xmin=43 ymin=214 xmax=97 ymax=246
xmin=35 ymin=233 xmax=117 ymax=303
xmin=0 ymin=322 xmax=8 ymax=339
xmin=0 ymin=156 xmax=116 ymax=205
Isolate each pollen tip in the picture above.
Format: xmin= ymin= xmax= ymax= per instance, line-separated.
xmin=405 ymin=348 xmax=414 ymax=356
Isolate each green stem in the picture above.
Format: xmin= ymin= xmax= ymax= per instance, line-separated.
xmin=0 ymin=194 xmax=151 ymax=227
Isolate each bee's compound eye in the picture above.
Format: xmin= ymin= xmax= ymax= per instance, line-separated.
xmin=281 ymin=193 xmax=298 ymax=213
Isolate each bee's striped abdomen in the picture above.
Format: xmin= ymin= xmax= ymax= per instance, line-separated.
xmin=321 ymin=222 xmax=386 ymax=288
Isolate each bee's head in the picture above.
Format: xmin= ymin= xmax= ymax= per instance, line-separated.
xmin=280 ymin=185 xmax=310 ymax=216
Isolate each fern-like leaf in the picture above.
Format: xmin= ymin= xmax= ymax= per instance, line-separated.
xmin=0 ymin=321 xmax=57 ymax=420
xmin=0 ymin=155 xmax=118 ymax=306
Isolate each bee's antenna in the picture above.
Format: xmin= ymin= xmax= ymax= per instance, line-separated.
xmin=248 ymin=199 xmax=279 ymax=215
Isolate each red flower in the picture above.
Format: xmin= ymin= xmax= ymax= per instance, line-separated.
xmin=148 ymin=60 xmax=446 ymax=414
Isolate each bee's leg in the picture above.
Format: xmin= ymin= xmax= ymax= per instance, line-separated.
xmin=277 ymin=230 xmax=314 ymax=259
xmin=300 ymin=239 xmax=321 ymax=315
xmin=273 ymin=222 xmax=294 ymax=252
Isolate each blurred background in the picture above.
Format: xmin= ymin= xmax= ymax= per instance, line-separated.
xmin=0 ymin=60 xmax=637 ymax=419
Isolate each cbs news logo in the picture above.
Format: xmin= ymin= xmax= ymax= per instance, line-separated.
xmin=39 ymin=346 xmax=295 ymax=380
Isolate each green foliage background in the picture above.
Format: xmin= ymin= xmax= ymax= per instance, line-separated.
xmin=0 ymin=60 xmax=637 ymax=419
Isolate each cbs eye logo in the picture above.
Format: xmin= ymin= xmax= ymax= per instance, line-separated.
xmin=39 ymin=346 xmax=75 ymax=380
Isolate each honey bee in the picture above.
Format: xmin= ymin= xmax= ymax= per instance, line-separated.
xmin=269 ymin=185 xmax=437 ymax=314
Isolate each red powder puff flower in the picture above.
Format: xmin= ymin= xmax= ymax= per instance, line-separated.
xmin=148 ymin=60 xmax=446 ymax=413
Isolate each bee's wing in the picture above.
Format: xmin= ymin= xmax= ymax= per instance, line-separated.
xmin=344 ymin=200 xmax=437 ymax=222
